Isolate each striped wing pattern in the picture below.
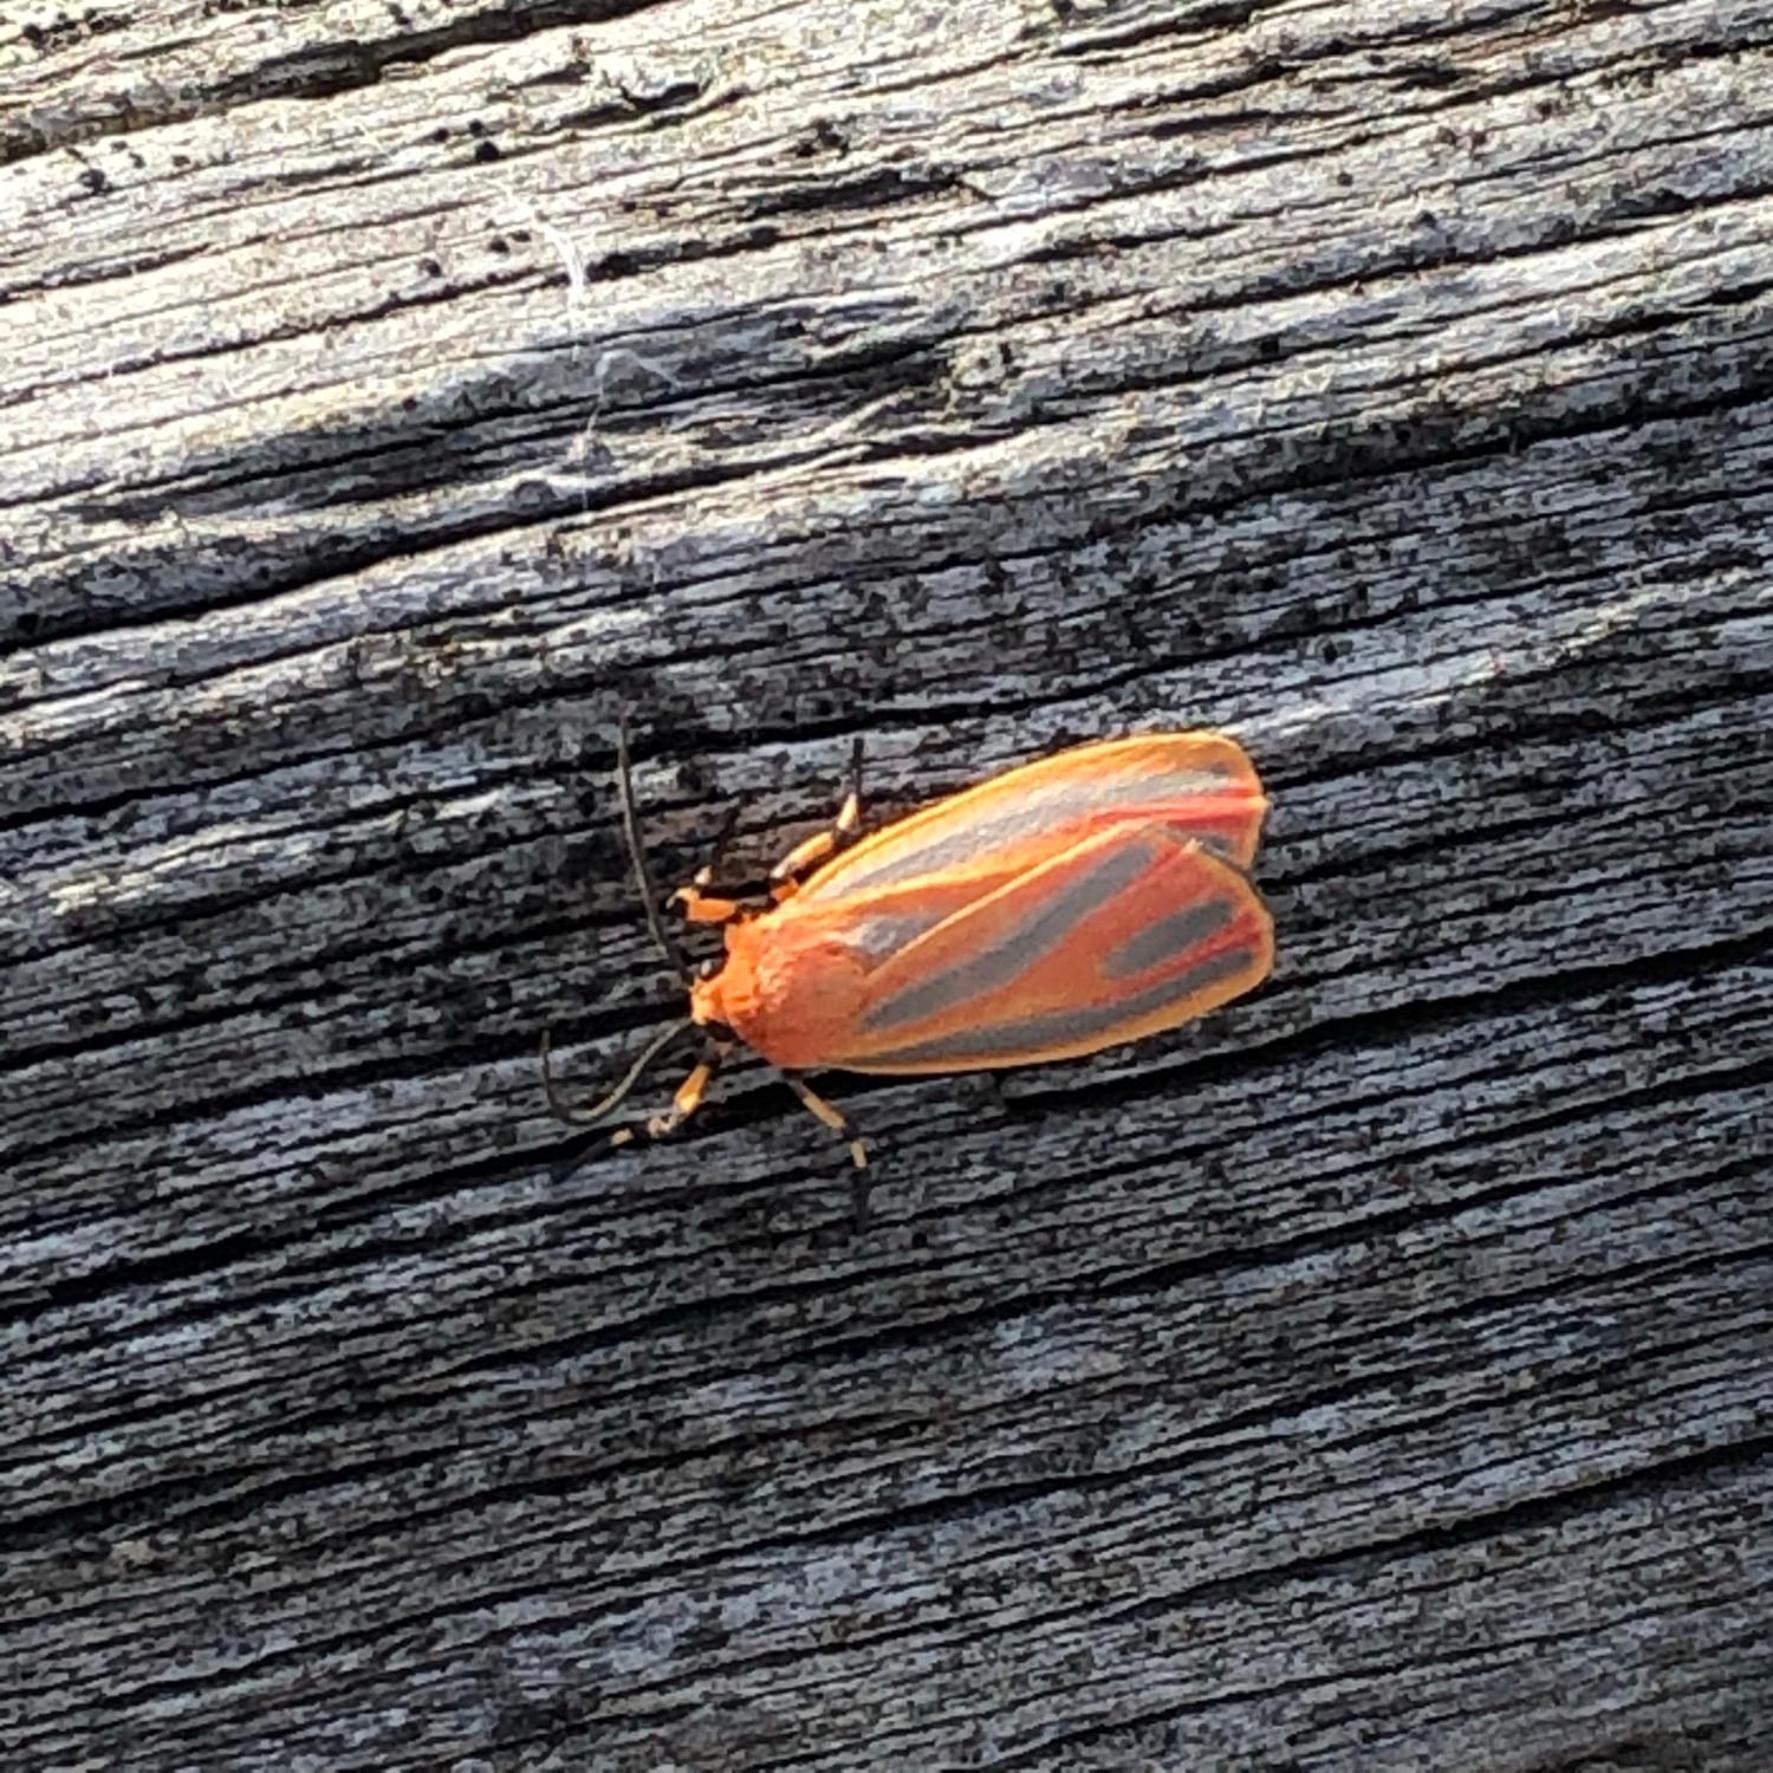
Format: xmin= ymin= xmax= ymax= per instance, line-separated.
xmin=797 ymin=733 xmax=1268 ymax=913
xmin=825 ymin=820 xmax=1273 ymax=1073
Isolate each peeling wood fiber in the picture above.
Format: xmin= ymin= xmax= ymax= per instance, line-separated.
xmin=2 ymin=0 xmax=1771 ymax=1768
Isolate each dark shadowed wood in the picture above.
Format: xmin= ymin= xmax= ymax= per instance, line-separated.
xmin=3 ymin=0 xmax=1770 ymax=1767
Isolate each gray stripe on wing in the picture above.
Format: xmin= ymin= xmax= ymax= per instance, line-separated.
xmin=1102 ymin=899 xmax=1234 ymax=980
xmin=845 ymin=909 xmax=950 ymax=965
xmin=865 ymin=945 xmax=1257 ymax=1064
xmin=859 ymin=834 xmax=1159 ymax=1034
xmin=811 ymin=766 xmax=1235 ymax=898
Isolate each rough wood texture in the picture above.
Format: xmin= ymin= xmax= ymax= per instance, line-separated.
xmin=4 ymin=0 xmax=1771 ymax=1767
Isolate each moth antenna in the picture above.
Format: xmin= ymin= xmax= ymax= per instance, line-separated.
xmin=615 ymin=719 xmax=693 ymax=983
xmin=540 ymin=1020 xmax=694 ymax=1127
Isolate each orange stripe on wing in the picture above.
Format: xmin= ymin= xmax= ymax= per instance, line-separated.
xmin=798 ymin=732 xmax=1268 ymax=909
xmin=829 ymin=821 xmax=1272 ymax=1073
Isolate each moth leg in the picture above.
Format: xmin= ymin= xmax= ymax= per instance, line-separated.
xmin=781 ymin=1072 xmax=872 ymax=1229
xmin=670 ymin=802 xmax=778 ymax=920
xmin=641 ymin=1045 xmax=725 ymax=1140
xmin=770 ymin=735 xmax=866 ymax=900
xmin=704 ymin=797 xmax=745 ymax=870
xmin=610 ymin=1040 xmax=731 ymax=1151
xmin=670 ymin=864 xmax=746 ymax=925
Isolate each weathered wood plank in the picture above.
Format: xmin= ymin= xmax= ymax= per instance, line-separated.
xmin=3 ymin=0 xmax=1770 ymax=1767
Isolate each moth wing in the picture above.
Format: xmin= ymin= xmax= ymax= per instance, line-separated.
xmin=825 ymin=819 xmax=1273 ymax=1073
xmin=798 ymin=732 xmax=1268 ymax=910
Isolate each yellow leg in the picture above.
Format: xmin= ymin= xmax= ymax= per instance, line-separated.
xmin=783 ymin=1073 xmax=871 ymax=1229
xmin=769 ymin=765 xmax=864 ymax=889
xmin=693 ymin=741 xmax=865 ymax=908
xmin=782 ymin=1074 xmax=868 ymax=1170
xmin=670 ymin=867 xmax=744 ymax=924
xmin=769 ymin=826 xmax=840 ymax=884
xmin=645 ymin=1057 xmax=717 ymax=1139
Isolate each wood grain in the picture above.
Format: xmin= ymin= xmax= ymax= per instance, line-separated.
xmin=3 ymin=0 xmax=1770 ymax=1766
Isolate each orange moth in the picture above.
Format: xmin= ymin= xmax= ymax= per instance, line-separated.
xmin=544 ymin=728 xmax=1273 ymax=1210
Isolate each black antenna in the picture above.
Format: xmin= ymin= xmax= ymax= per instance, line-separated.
xmin=615 ymin=719 xmax=691 ymax=983
xmin=541 ymin=1021 xmax=694 ymax=1127
xmin=538 ymin=721 xmax=699 ymax=1129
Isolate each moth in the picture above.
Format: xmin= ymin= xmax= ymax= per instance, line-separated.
xmin=545 ymin=728 xmax=1273 ymax=1213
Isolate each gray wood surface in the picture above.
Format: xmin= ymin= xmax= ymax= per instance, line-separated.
xmin=4 ymin=0 xmax=1771 ymax=1767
